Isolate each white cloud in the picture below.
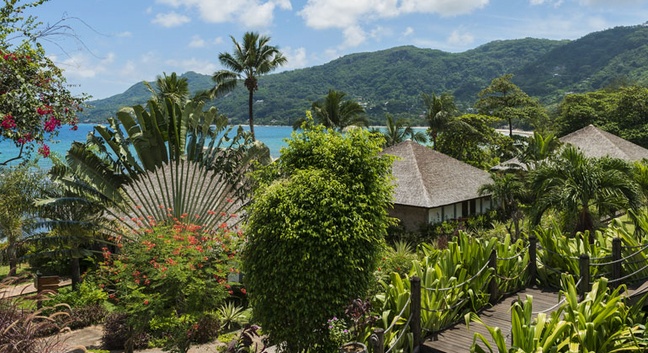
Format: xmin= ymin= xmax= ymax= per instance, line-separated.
xmin=370 ymin=26 xmax=394 ymax=41
xmin=300 ymin=0 xmax=489 ymax=31
xmin=116 ymin=31 xmax=132 ymax=38
xmin=342 ymin=25 xmax=367 ymax=48
xmin=282 ymin=47 xmax=308 ymax=69
xmin=151 ymin=11 xmax=191 ymax=27
xmin=447 ymin=29 xmax=474 ymax=46
xmin=399 ymin=0 xmax=489 ymax=16
xmin=54 ymin=52 xmax=115 ymax=79
xmin=403 ymin=27 xmax=414 ymax=36
xmin=188 ymin=35 xmax=206 ymax=48
xmin=165 ymin=58 xmax=218 ymax=75
xmin=213 ymin=37 xmax=224 ymax=45
xmin=154 ymin=0 xmax=291 ymax=28
xmin=529 ymin=0 xmax=564 ymax=7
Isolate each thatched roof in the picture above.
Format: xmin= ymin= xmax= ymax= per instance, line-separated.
xmin=383 ymin=141 xmax=492 ymax=208
xmin=493 ymin=125 xmax=648 ymax=171
xmin=559 ymin=124 xmax=648 ymax=161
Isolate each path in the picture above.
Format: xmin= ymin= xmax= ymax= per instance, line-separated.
xmin=0 ymin=278 xmax=72 ymax=298
xmin=422 ymin=287 xmax=562 ymax=353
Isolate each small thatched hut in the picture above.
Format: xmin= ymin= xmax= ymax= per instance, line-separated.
xmin=560 ymin=124 xmax=648 ymax=161
xmin=493 ymin=125 xmax=648 ymax=171
xmin=383 ymin=141 xmax=494 ymax=232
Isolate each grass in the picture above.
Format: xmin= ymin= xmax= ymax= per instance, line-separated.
xmin=0 ymin=263 xmax=32 ymax=281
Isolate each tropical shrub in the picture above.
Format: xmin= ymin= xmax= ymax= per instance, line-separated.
xmin=468 ymin=275 xmax=647 ymax=352
xmin=244 ymin=120 xmax=394 ymax=352
xmin=98 ymin=220 xmax=241 ymax=352
xmin=101 ymin=312 xmax=149 ymax=351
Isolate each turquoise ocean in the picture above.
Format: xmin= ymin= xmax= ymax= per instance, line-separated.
xmin=0 ymin=124 xmax=296 ymax=170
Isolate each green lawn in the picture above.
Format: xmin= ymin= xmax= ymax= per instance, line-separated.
xmin=0 ymin=263 xmax=32 ymax=281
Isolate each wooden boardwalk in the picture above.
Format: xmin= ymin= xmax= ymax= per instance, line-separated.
xmin=422 ymin=287 xmax=562 ymax=353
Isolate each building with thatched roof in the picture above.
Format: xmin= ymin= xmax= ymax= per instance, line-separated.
xmin=383 ymin=141 xmax=494 ymax=231
xmin=560 ymin=124 xmax=648 ymax=160
xmin=494 ymin=125 xmax=648 ymax=171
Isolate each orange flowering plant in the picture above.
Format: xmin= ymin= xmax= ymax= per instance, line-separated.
xmin=98 ymin=217 xmax=244 ymax=352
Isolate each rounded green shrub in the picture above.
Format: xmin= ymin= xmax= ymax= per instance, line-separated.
xmin=244 ymin=123 xmax=394 ymax=352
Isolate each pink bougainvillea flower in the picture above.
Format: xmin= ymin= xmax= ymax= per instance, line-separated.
xmin=38 ymin=144 xmax=50 ymax=157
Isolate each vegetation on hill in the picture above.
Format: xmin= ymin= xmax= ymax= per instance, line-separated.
xmin=80 ymin=24 xmax=648 ymax=126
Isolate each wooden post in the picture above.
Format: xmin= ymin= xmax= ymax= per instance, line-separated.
xmin=369 ymin=328 xmax=385 ymax=353
xmin=612 ymin=237 xmax=622 ymax=287
xmin=410 ymin=276 xmax=421 ymax=352
xmin=579 ymin=254 xmax=590 ymax=301
xmin=489 ymin=249 xmax=499 ymax=304
xmin=529 ymin=235 xmax=537 ymax=286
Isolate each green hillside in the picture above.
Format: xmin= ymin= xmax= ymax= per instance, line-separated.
xmin=79 ymin=24 xmax=648 ymax=126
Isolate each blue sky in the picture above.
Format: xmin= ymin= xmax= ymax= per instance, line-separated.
xmin=28 ymin=0 xmax=648 ymax=100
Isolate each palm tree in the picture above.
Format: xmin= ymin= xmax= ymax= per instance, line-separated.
xmin=31 ymin=181 xmax=109 ymax=289
xmin=146 ymin=72 xmax=190 ymax=105
xmin=212 ymin=32 xmax=287 ymax=140
xmin=479 ymin=173 xmax=526 ymax=239
xmin=294 ymin=89 xmax=367 ymax=131
xmin=376 ymin=114 xmax=427 ymax=147
xmin=422 ymin=92 xmax=460 ymax=149
xmin=529 ymin=146 xmax=641 ymax=237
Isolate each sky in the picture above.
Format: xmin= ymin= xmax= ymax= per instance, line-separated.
xmin=25 ymin=0 xmax=648 ymax=100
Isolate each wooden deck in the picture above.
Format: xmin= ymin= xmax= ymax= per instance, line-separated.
xmin=421 ymin=287 xmax=562 ymax=353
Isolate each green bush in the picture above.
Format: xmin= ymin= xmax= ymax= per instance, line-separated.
xmin=244 ymin=121 xmax=394 ymax=352
xmin=98 ymin=221 xmax=239 ymax=353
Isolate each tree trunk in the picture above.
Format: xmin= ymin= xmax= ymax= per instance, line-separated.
xmin=7 ymin=240 xmax=17 ymax=277
xmin=71 ymin=256 xmax=81 ymax=290
xmin=248 ymin=88 xmax=255 ymax=141
xmin=508 ymin=118 xmax=513 ymax=138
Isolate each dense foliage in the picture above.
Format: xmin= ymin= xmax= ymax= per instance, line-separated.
xmin=82 ymin=25 xmax=648 ymax=126
xmin=98 ymin=221 xmax=240 ymax=353
xmin=243 ymin=119 xmax=394 ymax=352
xmin=0 ymin=0 xmax=87 ymax=165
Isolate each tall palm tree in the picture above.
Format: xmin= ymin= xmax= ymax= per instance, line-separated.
xmin=376 ymin=114 xmax=427 ymax=147
xmin=212 ymin=32 xmax=287 ymax=140
xmin=299 ymin=89 xmax=367 ymax=131
xmin=422 ymin=92 xmax=459 ymax=149
xmin=529 ymin=146 xmax=641 ymax=237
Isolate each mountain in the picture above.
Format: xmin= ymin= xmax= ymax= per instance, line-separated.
xmin=79 ymin=24 xmax=648 ymax=126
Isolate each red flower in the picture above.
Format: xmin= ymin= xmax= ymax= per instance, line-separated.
xmin=241 ymin=288 xmax=247 ymax=295
xmin=143 ymin=299 xmax=149 ymax=305
xmin=38 ymin=144 xmax=50 ymax=157
xmin=1 ymin=114 xmax=16 ymax=129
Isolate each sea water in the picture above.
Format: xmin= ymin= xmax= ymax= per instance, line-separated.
xmin=0 ymin=124 xmax=296 ymax=170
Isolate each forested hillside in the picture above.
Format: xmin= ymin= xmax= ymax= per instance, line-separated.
xmin=80 ymin=24 xmax=648 ymax=126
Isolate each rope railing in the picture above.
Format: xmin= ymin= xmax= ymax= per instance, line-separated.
xmin=607 ymin=262 xmax=648 ymax=285
xmin=383 ymin=296 xmax=412 ymax=336
xmin=423 ymin=260 xmax=490 ymax=292
xmin=497 ymin=245 xmax=529 ymax=261
xmin=384 ymin=315 xmax=412 ymax=353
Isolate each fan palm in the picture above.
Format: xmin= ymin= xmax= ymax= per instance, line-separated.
xmin=212 ymin=32 xmax=287 ymax=140
xmin=56 ymin=98 xmax=267 ymax=236
xmin=479 ymin=173 xmax=526 ymax=238
xmin=529 ymin=146 xmax=641 ymax=236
